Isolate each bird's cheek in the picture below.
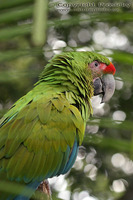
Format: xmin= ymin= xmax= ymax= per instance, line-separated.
xmin=91 ymin=68 xmax=102 ymax=79
xmin=93 ymin=78 xmax=103 ymax=96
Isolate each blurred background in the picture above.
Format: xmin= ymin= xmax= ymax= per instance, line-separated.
xmin=0 ymin=0 xmax=133 ymax=199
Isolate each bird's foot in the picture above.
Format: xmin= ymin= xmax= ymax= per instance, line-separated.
xmin=37 ymin=180 xmax=52 ymax=200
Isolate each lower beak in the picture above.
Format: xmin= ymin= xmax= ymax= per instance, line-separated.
xmin=93 ymin=74 xmax=115 ymax=103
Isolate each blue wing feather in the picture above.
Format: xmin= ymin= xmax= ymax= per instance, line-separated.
xmin=14 ymin=181 xmax=40 ymax=200
xmin=14 ymin=140 xmax=78 ymax=200
xmin=61 ymin=139 xmax=78 ymax=174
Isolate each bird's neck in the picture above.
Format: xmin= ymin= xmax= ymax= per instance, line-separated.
xmin=35 ymin=57 xmax=94 ymax=118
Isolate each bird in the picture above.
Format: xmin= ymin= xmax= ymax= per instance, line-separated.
xmin=0 ymin=51 xmax=116 ymax=199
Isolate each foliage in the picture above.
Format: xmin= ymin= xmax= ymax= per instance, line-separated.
xmin=0 ymin=0 xmax=133 ymax=199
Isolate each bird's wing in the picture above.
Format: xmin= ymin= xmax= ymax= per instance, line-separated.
xmin=0 ymin=93 xmax=85 ymax=183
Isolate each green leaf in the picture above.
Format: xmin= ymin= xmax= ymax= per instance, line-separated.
xmin=32 ymin=0 xmax=48 ymax=46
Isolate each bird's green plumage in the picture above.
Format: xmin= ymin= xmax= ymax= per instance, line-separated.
xmin=0 ymin=51 xmax=112 ymax=199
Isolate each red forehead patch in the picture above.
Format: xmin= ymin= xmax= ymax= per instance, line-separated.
xmin=104 ymin=62 xmax=116 ymax=75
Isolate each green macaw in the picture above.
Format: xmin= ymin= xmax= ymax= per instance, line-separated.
xmin=0 ymin=52 xmax=116 ymax=200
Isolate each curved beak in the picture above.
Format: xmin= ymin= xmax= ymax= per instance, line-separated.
xmin=93 ymin=74 xmax=115 ymax=103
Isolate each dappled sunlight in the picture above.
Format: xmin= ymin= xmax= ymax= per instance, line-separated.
xmin=68 ymin=39 xmax=77 ymax=47
xmin=58 ymin=190 xmax=71 ymax=200
xmin=73 ymin=159 xmax=84 ymax=170
xmin=111 ymin=153 xmax=126 ymax=168
xmin=86 ymin=125 xmax=99 ymax=134
xmin=111 ymin=179 xmax=126 ymax=193
xmin=115 ymin=77 xmax=124 ymax=90
xmin=111 ymin=153 xmax=133 ymax=174
xmin=73 ymin=191 xmax=98 ymax=200
xmin=78 ymin=29 xmax=91 ymax=43
xmin=91 ymin=96 xmax=105 ymax=116
xmin=53 ymin=40 xmax=67 ymax=54
xmin=92 ymin=26 xmax=129 ymax=50
xmin=112 ymin=110 xmax=126 ymax=122
xmin=49 ymin=175 xmax=67 ymax=192
xmin=0 ymin=0 xmax=133 ymax=199
xmin=93 ymin=30 xmax=106 ymax=45
xmin=84 ymin=164 xmax=98 ymax=180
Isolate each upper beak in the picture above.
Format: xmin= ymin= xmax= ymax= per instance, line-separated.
xmin=93 ymin=74 xmax=115 ymax=103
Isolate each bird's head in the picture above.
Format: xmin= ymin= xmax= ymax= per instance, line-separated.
xmin=89 ymin=60 xmax=116 ymax=103
xmin=39 ymin=51 xmax=116 ymax=103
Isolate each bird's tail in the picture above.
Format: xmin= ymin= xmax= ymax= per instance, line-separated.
xmin=0 ymin=170 xmax=40 ymax=200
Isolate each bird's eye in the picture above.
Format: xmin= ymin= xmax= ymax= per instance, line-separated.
xmin=94 ymin=61 xmax=99 ymax=67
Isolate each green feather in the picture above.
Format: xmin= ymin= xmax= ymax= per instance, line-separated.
xmin=60 ymin=134 xmax=68 ymax=152
xmin=0 ymin=122 xmax=10 ymax=150
xmin=40 ymin=148 xmax=55 ymax=179
xmin=38 ymin=101 xmax=52 ymax=124
xmin=0 ymin=52 xmax=113 ymax=197
xmin=52 ymin=97 xmax=64 ymax=112
xmin=30 ymin=151 xmax=46 ymax=180
xmin=25 ymin=103 xmax=38 ymax=122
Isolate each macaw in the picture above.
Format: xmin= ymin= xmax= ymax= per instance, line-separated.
xmin=0 ymin=52 xmax=116 ymax=200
